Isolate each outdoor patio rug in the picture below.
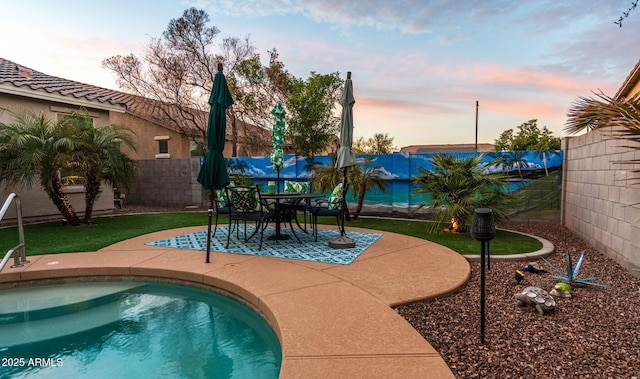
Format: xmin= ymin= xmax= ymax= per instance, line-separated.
xmin=145 ymin=225 xmax=382 ymax=265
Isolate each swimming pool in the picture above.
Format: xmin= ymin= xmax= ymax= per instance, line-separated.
xmin=0 ymin=281 xmax=281 ymax=379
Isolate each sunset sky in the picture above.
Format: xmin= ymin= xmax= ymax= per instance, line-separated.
xmin=1 ymin=0 xmax=638 ymax=148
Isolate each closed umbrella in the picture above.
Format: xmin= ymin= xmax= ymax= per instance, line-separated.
xmin=197 ymin=63 xmax=234 ymax=263
xmin=330 ymin=71 xmax=357 ymax=249
xmin=269 ymin=101 xmax=286 ymax=192
xmin=335 ymin=72 xmax=357 ymax=171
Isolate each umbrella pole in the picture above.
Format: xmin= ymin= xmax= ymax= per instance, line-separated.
xmin=277 ymin=168 xmax=280 ymax=193
xmin=329 ymin=168 xmax=355 ymax=248
xmin=206 ymin=190 xmax=214 ymax=263
xmin=340 ymin=168 xmax=348 ymax=236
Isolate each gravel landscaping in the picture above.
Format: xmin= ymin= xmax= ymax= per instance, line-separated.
xmin=396 ymin=223 xmax=640 ymax=379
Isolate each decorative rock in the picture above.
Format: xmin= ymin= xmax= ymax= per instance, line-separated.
xmin=550 ymin=282 xmax=573 ymax=298
xmin=515 ymin=286 xmax=556 ymax=316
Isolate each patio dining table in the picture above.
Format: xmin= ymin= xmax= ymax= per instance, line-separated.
xmin=260 ymin=192 xmax=323 ymax=242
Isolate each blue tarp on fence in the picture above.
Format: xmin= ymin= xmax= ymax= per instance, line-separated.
xmin=221 ymin=150 xmax=563 ymax=214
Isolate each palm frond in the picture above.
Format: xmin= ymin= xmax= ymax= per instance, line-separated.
xmin=566 ymin=91 xmax=640 ymax=135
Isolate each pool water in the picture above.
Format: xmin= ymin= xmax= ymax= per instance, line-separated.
xmin=0 ymin=282 xmax=281 ymax=379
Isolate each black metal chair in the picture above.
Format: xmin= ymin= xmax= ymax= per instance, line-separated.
xmin=280 ymin=181 xmax=310 ymax=231
xmin=309 ymin=184 xmax=344 ymax=242
xmin=225 ymin=185 xmax=276 ymax=250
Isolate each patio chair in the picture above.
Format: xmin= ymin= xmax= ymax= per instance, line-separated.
xmin=225 ymin=185 xmax=276 ymax=251
xmin=309 ymin=183 xmax=344 ymax=242
xmin=280 ymin=180 xmax=310 ymax=231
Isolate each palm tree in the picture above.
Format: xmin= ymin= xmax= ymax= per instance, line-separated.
xmin=411 ymin=153 xmax=512 ymax=233
xmin=566 ymin=90 xmax=640 ymax=138
xmin=348 ymin=157 xmax=387 ymax=220
xmin=60 ymin=110 xmax=137 ymax=223
xmin=0 ymin=108 xmax=81 ymax=225
xmin=566 ymin=91 xmax=640 ymax=181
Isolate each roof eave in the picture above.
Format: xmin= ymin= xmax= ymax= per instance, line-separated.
xmin=614 ymin=59 xmax=640 ymax=101
xmin=0 ymin=83 xmax=127 ymax=113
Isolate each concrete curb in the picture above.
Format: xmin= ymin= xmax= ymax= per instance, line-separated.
xmin=464 ymin=229 xmax=554 ymax=263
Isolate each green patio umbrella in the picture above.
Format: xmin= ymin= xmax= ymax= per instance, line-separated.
xmin=269 ymin=101 xmax=286 ymax=192
xmin=197 ymin=63 xmax=234 ymax=263
xmin=330 ymin=71 xmax=357 ymax=249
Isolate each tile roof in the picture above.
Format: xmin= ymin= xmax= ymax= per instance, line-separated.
xmin=0 ymin=57 xmax=129 ymax=107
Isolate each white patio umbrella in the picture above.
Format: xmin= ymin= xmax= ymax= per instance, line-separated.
xmin=329 ymin=71 xmax=357 ymax=248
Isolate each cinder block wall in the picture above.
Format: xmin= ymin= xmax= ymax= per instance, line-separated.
xmin=126 ymin=159 xmax=203 ymax=207
xmin=562 ymin=127 xmax=640 ymax=275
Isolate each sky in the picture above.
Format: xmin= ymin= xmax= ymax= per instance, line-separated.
xmin=1 ymin=0 xmax=639 ymax=149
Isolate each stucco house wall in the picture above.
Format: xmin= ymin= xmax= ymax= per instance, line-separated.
xmin=109 ymin=112 xmax=192 ymax=160
xmin=0 ymin=92 xmax=117 ymax=223
xmin=0 ymin=183 xmax=114 ymax=224
xmin=0 ymin=93 xmax=112 ymax=127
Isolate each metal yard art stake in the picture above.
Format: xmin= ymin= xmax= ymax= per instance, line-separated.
xmin=330 ymin=71 xmax=357 ymax=249
xmin=197 ymin=63 xmax=234 ymax=263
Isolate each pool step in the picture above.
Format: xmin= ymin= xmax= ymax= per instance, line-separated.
xmin=0 ymin=282 xmax=144 ymax=322
xmin=0 ymin=282 xmax=146 ymax=347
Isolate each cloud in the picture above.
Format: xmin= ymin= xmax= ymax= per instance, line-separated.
xmin=201 ymin=0 xmax=620 ymax=37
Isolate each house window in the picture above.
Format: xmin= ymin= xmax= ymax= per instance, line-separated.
xmin=154 ymin=136 xmax=170 ymax=159
xmin=158 ymin=140 xmax=169 ymax=154
xmin=55 ymin=111 xmax=96 ymax=126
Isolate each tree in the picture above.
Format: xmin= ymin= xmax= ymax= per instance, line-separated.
xmin=353 ymin=133 xmax=397 ymax=154
xmin=228 ymin=48 xmax=290 ymax=156
xmin=103 ymin=8 xmax=215 ymax=151
xmin=103 ymin=7 xmax=285 ymax=156
xmin=493 ymin=119 xmax=561 ymax=177
xmin=411 ymin=154 xmax=512 ymax=233
xmin=60 ymin=110 xmax=137 ymax=223
xmin=285 ymin=72 xmax=343 ymax=158
xmin=493 ymin=119 xmax=561 ymax=152
xmin=0 ymin=108 xmax=81 ymax=225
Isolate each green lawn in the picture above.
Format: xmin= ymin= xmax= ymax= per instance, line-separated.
xmin=343 ymin=217 xmax=542 ymax=255
xmin=0 ymin=212 xmax=541 ymax=257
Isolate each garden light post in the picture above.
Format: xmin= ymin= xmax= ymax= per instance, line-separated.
xmin=471 ymin=208 xmax=496 ymax=344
